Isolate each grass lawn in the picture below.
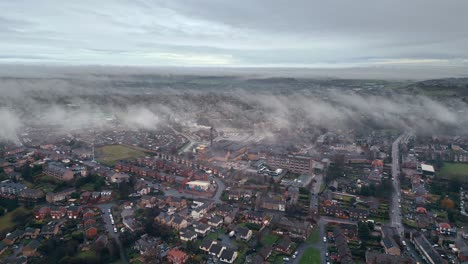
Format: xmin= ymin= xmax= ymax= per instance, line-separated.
xmin=261 ymin=233 xmax=280 ymax=246
xmin=306 ymin=228 xmax=320 ymax=244
xmin=299 ymin=248 xmax=321 ymax=264
xmin=0 ymin=207 xmax=30 ymax=233
xmin=96 ymin=145 xmax=148 ymax=166
xmin=439 ymin=163 xmax=468 ymax=183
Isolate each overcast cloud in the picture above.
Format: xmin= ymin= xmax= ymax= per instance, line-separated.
xmin=1 ymin=0 xmax=468 ymax=69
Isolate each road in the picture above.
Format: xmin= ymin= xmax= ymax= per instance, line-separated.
xmin=293 ymin=174 xmax=328 ymax=264
xmin=309 ymin=174 xmax=323 ymax=218
xmin=390 ymin=134 xmax=405 ymax=236
xmin=292 ymin=219 xmax=327 ymax=264
xmin=97 ymin=203 xmax=129 ymax=264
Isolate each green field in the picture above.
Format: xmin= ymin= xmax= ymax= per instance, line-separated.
xmin=306 ymin=229 xmax=320 ymax=244
xmin=439 ymin=163 xmax=468 ymax=183
xmin=261 ymin=233 xmax=280 ymax=246
xmin=96 ymin=145 xmax=148 ymax=166
xmin=0 ymin=207 xmax=30 ymax=233
xmin=299 ymin=248 xmax=321 ymax=264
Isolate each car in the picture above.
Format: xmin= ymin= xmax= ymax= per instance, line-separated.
xmin=402 ymin=241 xmax=407 ymax=246
xmin=283 ymin=257 xmax=289 ymax=261
xmin=292 ymin=255 xmax=296 ymax=259
xmin=114 ymin=227 xmax=118 ymax=233
xmin=323 ymin=237 xmax=327 ymax=243
xmin=294 ymin=251 xmax=298 ymax=255
xmin=326 ymin=252 xmax=329 ymax=257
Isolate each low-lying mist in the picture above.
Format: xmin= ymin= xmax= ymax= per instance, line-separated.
xmin=0 ymin=70 xmax=467 ymax=144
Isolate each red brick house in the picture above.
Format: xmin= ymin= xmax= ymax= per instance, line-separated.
xmin=35 ymin=206 xmax=50 ymax=220
xmin=50 ymin=206 xmax=66 ymax=219
xmin=66 ymin=206 xmax=82 ymax=219
xmin=82 ymin=208 xmax=95 ymax=219
xmin=85 ymin=225 xmax=98 ymax=238
xmin=167 ymin=248 xmax=188 ymax=264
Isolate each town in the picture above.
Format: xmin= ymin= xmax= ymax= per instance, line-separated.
xmin=0 ymin=118 xmax=467 ymax=264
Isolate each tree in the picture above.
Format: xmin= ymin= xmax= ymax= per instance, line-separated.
xmin=441 ymin=196 xmax=455 ymax=209
xmin=358 ymin=221 xmax=371 ymax=241
xmin=21 ymin=163 xmax=33 ymax=182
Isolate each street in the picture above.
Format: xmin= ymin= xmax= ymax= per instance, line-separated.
xmin=390 ymin=134 xmax=405 ymax=236
xmin=97 ymin=203 xmax=129 ymax=264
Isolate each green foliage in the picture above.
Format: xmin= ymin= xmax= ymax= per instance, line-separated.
xmin=0 ymin=198 xmax=19 ymax=211
xmin=358 ymin=221 xmax=371 ymax=241
xmin=21 ymin=163 xmax=33 ymax=182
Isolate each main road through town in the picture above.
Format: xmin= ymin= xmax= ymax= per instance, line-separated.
xmin=390 ymin=134 xmax=405 ymax=236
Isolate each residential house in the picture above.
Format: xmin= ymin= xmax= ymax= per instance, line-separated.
xmin=41 ymin=222 xmax=60 ymax=238
xmin=323 ymin=205 xmax=345 ymax=218
xmin=191 ymin=204 xmax=209 ymax=220
xmin=156 ymin=212 xmax=174 ymax=226
xmin=50 ymin=206 xmax=66 ymax=219
xmin=236 ymin=227 xmax=252 ymax=241
xmin=243 ymin=211 xmax=265 ymax=225
xmin=82 ymin=208 xmax=95 ymax=219
xmin=0 ymin=181 xmax=26 ymax=195
xmin=220 ymin=249 xmax=238 ymax=263
xmin=381 ymin=237 xmax=401 ymax=256
xmin=208 ymin=215 xmax=224 ymax=228
xmin=44 ymin=162 xmax=74 ymax=181
xmin=18 ymin=189 xmax=44 ymax=201
xmin=334 ymin=227 xmax=354 ymax=264
xmin=140 ymin=195 xmax=157 ymax=208
xmin=259 ymin=245 xmax=273 ymax=260
xmin=273 ymin=216 xmax=312 ymax=240
xmin=365 ymin=251 xmax=414 ymax=264
xmin=179 ymin=229 xmax=197 ymax=242
xmin=437 ymin=222 xmax=457 ymax=236
xmin=167 ymin=248 xmax=188 ymax=264
xmin=261 ymin=197 xmax=286 ymax=212
xmin=275 ymin=236 xmax=293 ymax=254
xmin=209 ymin=243 xmax=226 ymax=258
xmin=134 ymin=234 xmax=160 ymax=255
xmin=45 ymin=188 xmax=74 ymax=203
xmin=24 ymin=227 xmax=40 ymax=239
xmin=66 ymin=206 xmax=82 ymax=219
xmin=3 ymin=229 xmax=24 ymax=245
xmin=171 ymin=215 xmax=188 ymax=231
xmin=348 ymin=208 xmax=369 ymax=220
xmin=35 ymin=206 xmax=50 ymax=220
xmin=85 ymin=225 xmax=98 ymax=239
xmin=166 ymin=196 xmax=187 ymax=209
xmin=194 ymin=222 xmax=211 ymax=237
xmin=22 ymin=240 xmax=41 ymax=257
xmin=199 ymin=238 xmax=216 ymax=252
xmin=109 ymin=172 xmax=130 ymax=183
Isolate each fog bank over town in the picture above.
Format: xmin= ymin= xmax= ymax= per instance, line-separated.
xmin=0 ymin=67 xmax=467 ymax=144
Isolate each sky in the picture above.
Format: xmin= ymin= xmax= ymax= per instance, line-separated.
xmin=1 ymin=0 xmax=468 ymax=69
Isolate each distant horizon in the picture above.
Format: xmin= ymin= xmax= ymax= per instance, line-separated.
xmin=1 ymin=64 xmax=468 ymax=81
